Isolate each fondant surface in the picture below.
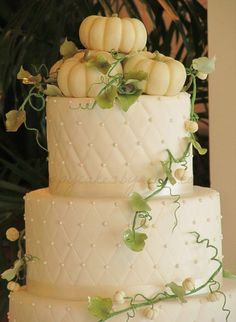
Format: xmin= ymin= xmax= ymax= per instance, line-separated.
xmin=25 ymin=187 xmax=222 ymax=300
xmin=47 ymin=93 xmax=192 ymax=197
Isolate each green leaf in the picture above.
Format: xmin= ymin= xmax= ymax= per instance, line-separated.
xmin=192 ymin=56 xmax=216 ymax=74
xmin=161 ymin=161 xmax=176 ymax=185
xmin=86 ymin=54 xmax=111 ymax=74
xmin=17 ymin=66 xmax=42 ymax=84
xmin=95 ymin=86 xmax=117 ymax=109
xmin=117 ymin=91 xmax=141 ymax=112
xmin=223 ymin=269 xmax=236 ymax=280
xmin=1 ymin=268 xmax=16 ymax=281
xmin=188 ymin=137 xmax=207 ymax=155
xmin=129 ymin=192 xmax=151 ymax=212
xmin=88 ymin=296 xmax=112 ymax=320
xmin=123 ymin=229 xmax=147 ymax=252
xmin=43 ymin=84 xmax=63 ymax=96
xmin=124 ymin=71 xmax=147 ymax=81
xmin=166 ymin=282 xmax=187 ymax=303
xmin=60 ymin=38 xmax=77 ymax=58
xmin=5 ymin=110 xmax=26 ymax=132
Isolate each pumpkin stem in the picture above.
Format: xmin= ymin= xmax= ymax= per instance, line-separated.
xmin=112 ymin=13 xmax=119 ymax=17
xmin=81 ymin=49 xmax=90 ymax=62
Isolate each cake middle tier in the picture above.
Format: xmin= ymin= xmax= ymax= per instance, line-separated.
xmin=25 ymin=187 xmax=222 ymax=301
xmin=47 ymin=93 xmax=192 ymax=198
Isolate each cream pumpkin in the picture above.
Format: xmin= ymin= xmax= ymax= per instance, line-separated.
xmin=123 ymin=51 xmax=186 ymax=96
xmin=79 ymin=15 xmax=147 ymax=53
xmin=50 ymin=50 xmax=123 ymax=98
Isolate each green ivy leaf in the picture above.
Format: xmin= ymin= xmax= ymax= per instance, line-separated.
xmin=117 ymin=91 xmax=141 ymax=112
xmin=123 ymin=229 xmax=147 ymax=252
xmin=88 ymin=296 xmax=112 ymax=320
xmin=1 ymin=268 xmax=17 ymax=281
xmin=43 ymin=84 xmax=63 ymax=96
xmin=192 ymin=56 xmax=216 ymax=74
xmin=129 ymin=192 xmax=151 ymax=212
xmin=188 ymin=137 xmax=207 ymax=155
xmin=95 ymin=85 xmax=117 ymax=109
xmin=124 ymin=70 xmax=147 ymax=81
xmin=60 ymin=38 xmax=77 ymax=58
xmin=17 ymin=66 xmax=42 ymax=84
xmin=86 ymin=54 xmax=111 ymax=74
xmin=161 ymin=161 xmax=176 ymax=185
xmin=166 ymin=282 xmax=187 ymax=303
xmin=223 ymin=269 xmax=236 ymax=280
xmin=5 ymin=110 xmax=26 ymax=132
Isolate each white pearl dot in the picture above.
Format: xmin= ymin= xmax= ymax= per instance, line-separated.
xmin=91 ymin=201 xmax=96 ymax=205
xmin=116 ymin=243 xmax=122 ymax=248
xmin=61 ymin=160 xmax=65 ymax=165
xmin=60 ymin=122 xmax=64 ymax=126
xmin=66 ymin=307 xmax=71 ymax=312
xmin=78 ymin=222 xmax=84 ymax=227
xmin=43 ymin=261 xmax=47 ymax=265
xmin=68 ymin=141 xmax=72 ymax=145
xmin=60 ymin=263 xmax=65 ymax=267
xmin=51 ymin=201 xmax=55 ymax=205
xmin=69 ymin=201 xmax=73 ymax=206
xmin=32 ymin=302 xmax=36 ymax=306
xmin=169 ymin=118 xmax=173 ymax=123
xmin=90 ymin=243 xmax=95 ymax=248
xmin=30 ymin=218 xmax=34 ymax=222
xmin=55 ymin=143 xmax=58 ymax=147
xmin=113 ymin=143 xmax=118 ymax=147
xmin=102 ymin=221 xmax=108 ymax=227
xmin=77 ymin=121 xmax=83 ymax=126
xmin=175 ymin=264 xmax=179 ymax=268
xmin=104 ymin=265 xmax=109 ymax=269
xmin=129 ymin=264 xmax=134 ymax=269
xmin=79 ymin=162 xmax=84 ymax=167
xmin=100 ymin=122 xmax=105 ymax=127
xmin=88 ymin=143 xmax=93 ymax=147
xmin=53 ymin=99 xmax=57 ymax=103
xmin=80 ymin=263 xmax=86 ymax=268
xmin=48 ymin=305 xmax=52 ymax=309
xmin=50 ymin=241 xmax=54 ymax=246
xmin=36 ymin=240 xmax=40 ymax=244
xmin=43 ymin=220 xmax=47 ymax=224
xmin=148 ymin=117 xmax=152 ymax=122
xmin=68 ymin=243 xmax=73 ymax=247
xmin=58 ymin=221 xmax=63 ymax=225
xmin=36 ymin=199 xmax=40 ymax=203
xmin=101 ymin=163 xmax=106 ymax=167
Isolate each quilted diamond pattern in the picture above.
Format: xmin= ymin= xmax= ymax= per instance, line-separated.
xmin=46 ymin=94 xmax=193 ymax=197
xmin=25 ymin=187 xmax=222 ymax=301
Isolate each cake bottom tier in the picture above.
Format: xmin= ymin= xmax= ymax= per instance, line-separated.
xmin=9 ymin=279 xmax=236 ymax=322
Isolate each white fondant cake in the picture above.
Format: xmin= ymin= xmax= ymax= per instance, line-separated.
xmin=47 ymin=94 xmax=193 ymax=198
xmin=8 ymin=14 xmax=236 ymax=322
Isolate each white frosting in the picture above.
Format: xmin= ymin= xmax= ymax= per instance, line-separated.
xmin=9 ymin=279 xmax=236 ymax=322
xmin=47 ymin=93 xmax=193 ymax=197
xmin=24 ymin=187 xmax=222 ymax=301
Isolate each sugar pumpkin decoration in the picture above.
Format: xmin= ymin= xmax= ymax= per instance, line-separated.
xmin=79 ymin=15 xmax=147 ymax=53
xmin=123 ymin=51 xmax=187 ymax=96
xmin=50 ymin=50 xmax=123 ymax=98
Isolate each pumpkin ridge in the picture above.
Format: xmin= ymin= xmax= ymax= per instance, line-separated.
xmin=88 ymin=17 xmax=101 ymax=50
xmin=128 ymin=19 xmax=137 ymax=52
xmin=102 ymin=18 xmax=108 ymax=52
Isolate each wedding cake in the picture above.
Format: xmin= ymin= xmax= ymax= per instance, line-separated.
xmin=8 ymin=15 xmax=236 ymax=322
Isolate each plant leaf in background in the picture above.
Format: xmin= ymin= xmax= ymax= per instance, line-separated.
xmin=17 ymin=66 xmax=42 ymax=85
xmin=129 ymin=192 xmax=151 ymax=212
xmin=5 ymin=110 xmax=26 ymax=132
xmin=88 ymin=296 xmax=112 ymax=320
xmin=123 ymin=229 xmax=148 ymax=252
